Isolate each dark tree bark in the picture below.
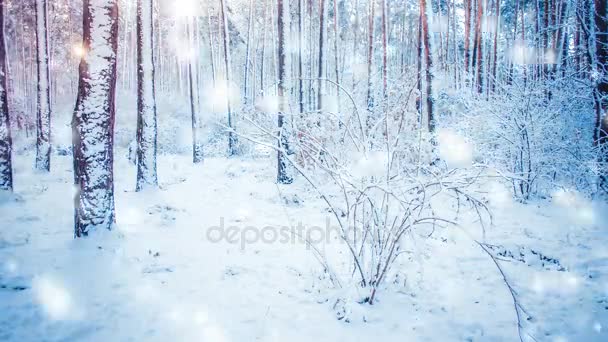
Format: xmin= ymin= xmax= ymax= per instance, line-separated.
xmin=464 ymin=0 xmax=472 ymax=74
xmin=136 ymin=0 xmax=158 ymax=191
xmin=0 ymin=0 xmax=12 ymax=192
xmin=72 ymin=0 xmax=119 ymax=237
xmin=472 ymin=0 xmax=484 ymax=93
xmin=420 ymin=0 xmax=435 ymax=132
xmin=277 ymin=0 xmax=293 ymax=184
xmin=35 ymin=0 xmax=52 ymax=172
xmin=491 ymin=0 xmax=501 ymax=92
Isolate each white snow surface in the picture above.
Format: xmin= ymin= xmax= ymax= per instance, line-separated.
xmin=1 ymin=153 xmax=608 ymax=341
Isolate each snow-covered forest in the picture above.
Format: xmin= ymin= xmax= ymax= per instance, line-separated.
xmin=1 ymin=0 xmax=607 ymax=340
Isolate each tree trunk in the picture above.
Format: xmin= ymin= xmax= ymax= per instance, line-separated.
xmin=366 ymin=0 xmax=375 ymax=132
xmin=595 ymin=0 xmax=608 ymax=146
xmin=187 ymin=20 xmax=204 ymax=164
xmin=72 ymin=0 xmax=119 ymax=237
xmin=333 ymin=0 xmax=340 ymax=111
xmin=277 ymin=0 xmax=293 ymax=184
xmin=220 ymin=0 xmax=238 ymax=155
xmin=243 ymin=0 xmax=254 ymax=105
xmin=35 ymin=0 xmax=52 ymax=172
xmin=491 ymin=0 xmax=500 ymax=92
xmin=317 ymin=0 xmax=326 ymax=111
xmin=420 ymin=0 xmax=435 ymax=132
xmin=464 ymin=0 xmax=472 ymax=74
xmin=0 ymin=0 xmax=12 ymax=192
xmin=381 ymin=0 xmax=388 ymax=107
xmin=472 ymin=0 xmax=484 ymax=93
xmin=298 ymin=0 xmax=305 ymax=115
xmin=135 ymin=0 xmax=158 ymax=191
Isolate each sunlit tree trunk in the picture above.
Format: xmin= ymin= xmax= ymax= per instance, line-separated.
xmin=72 ymin=0 xmax=119 ymax=237
xmin=0 ymin=0 xmax=12 ymax=192
xmin=135 ymin=0 xmax=158 ymax=191
xmin=35 ymin=0 xmax=52 ymax=172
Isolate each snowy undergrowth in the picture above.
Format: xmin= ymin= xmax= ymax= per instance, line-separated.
xmin=1 ymin=151 xmax=607 ymax=341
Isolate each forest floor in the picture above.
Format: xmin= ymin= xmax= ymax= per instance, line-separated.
xmin=1 ymin=153 xmax=608 ymax=341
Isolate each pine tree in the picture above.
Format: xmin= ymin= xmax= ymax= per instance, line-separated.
xmin=72 ymin=0 xmax=119 ymax=237
xmin=135 ymin=0 xmax=158 ymax=191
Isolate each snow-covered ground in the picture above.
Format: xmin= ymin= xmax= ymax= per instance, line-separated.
xmin=1 ymin=153 xmax=607 ymax=341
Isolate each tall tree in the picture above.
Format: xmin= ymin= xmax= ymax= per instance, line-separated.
xmin=187 ymin=19 xmax=204 ymax=164
xmin=464 ymin=0 xmax=472 ymax=74
xmin=472 ymin=0 xmax=484 ymax=93
xmin=243 ymin=0 xmax=254 ymax=106
xmin=420 ymin=0 xmax=435 ymax=132
xmin=220 ymin=0 xmax=238 ymax=155
xmin=0 ymin=0 xmax=12 ymax=192
xmin=72 ymin=0 xmax=119 ymax=237
xmin=595 ymin=0 xmax=608 ymax=145
xmin=594 ymin=0 xmax=608 ymax=186
xmin=35 ymin=0 xmax=52 ymax=172
xmin=277 ymin=0 xmax=293 ymax=184
xmin=135 ymin=0 xmax=158 ymax=191
xmin=366 ymin=0 xmax=375 ymax=132
xmin=317 ymin=0 xmax=326 ymax=110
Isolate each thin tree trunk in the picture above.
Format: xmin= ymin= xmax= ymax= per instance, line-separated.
xmin=135 ymin=0 xmax=158 ymax=191
xmin=317 ymin=0 xmax=326 ymax=111
xmin=420 ymin=0 xmax=435 ymax=132
xmin=220 ymin=0 xmax=238 ymax=155
xmin=0 ymin=0 xmax=12 ymax=192
xmin=366 ymin=0 xmax=375 ymax=132
xmin=72 ymin=0 xmax=119 ymax=237
xmin=594 ymin=0 xmax=608 ymax=146
xmin=187 ymin=20 xmax=204 ymax=164
xmin=333 ymin=0 xmax=340 ymax=111
xmin=35 ymin=0 xmax=52 ymax=172
xmin=473 ymin=0 xmax=484 ymax=93
xmin=491 ymin=0 xmax=500 ymax=92
xmin=277 ymin=0 xmax=293 ymax=184
xmin=381 ymin=0 xmax=388 ymax=108
xmin=243 ymin=0 xmax=254 ymax=105
xmin=298 ymin=0 xmax=304 ymax=115
xmin=464 ymin=0 xmax=472 ymax=74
